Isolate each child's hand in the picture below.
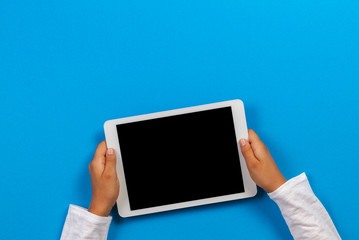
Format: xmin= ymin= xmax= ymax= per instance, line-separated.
xmin=88 ymin=141 xmax=120 ymax=217
xmin=239 ymin=130 xmax=286 ymax=193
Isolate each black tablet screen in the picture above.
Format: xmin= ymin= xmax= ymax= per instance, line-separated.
xmin=116 ymin=106 xmax=245 ymax=210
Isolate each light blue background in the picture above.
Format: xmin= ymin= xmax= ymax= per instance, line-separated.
xmin=1 ymin=0 xmax=358 ymax=239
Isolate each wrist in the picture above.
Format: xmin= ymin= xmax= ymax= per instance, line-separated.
xmin=88 ymin=201 xmax=112 ymax=217
xmin=265 ymin=176 xmax=287 ymax=193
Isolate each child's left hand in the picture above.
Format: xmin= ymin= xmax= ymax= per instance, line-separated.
xmin=88 ymin=141 xmax=120 ymax=217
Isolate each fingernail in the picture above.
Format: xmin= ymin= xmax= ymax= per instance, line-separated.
xmin=239 ymin=139 xmax=246 ymax=147
xmin=107 ymin=148 xmax=114 ymax=155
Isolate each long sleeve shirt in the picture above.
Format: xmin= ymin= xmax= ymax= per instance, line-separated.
xmin=60 ymin=173 xmax=341 ymax=240
xmin=268 ymin=173 xmax=340 ymax=239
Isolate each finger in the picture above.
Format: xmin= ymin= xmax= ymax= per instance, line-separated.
xmin=239 ymin=139 xmax=259 ymax=170
xmin=104 ymin=148 xmax=117 ymax=176
xmin=248 ymin=129 xmax=268 ymax=159
xmin=248 ymin=129 xmax=264 ymax=146
xmin=94 ymin=141 xmax=107 ymax=160
xmin=89 ymin=141 xmax=107 ymax=175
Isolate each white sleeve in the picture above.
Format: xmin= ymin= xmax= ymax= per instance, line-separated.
xmin=60 ymin=204 xmax=112 ymax=240
xmin=268 ymin=173 xmax=341 ymax=240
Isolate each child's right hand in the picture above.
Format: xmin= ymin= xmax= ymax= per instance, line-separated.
xmin=239 ymin=130 xmax=287 ymax=193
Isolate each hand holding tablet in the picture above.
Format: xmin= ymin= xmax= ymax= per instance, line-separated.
xmin=239 ymin=130 xmax=286 ymax=193
xmin=64 ymin=101 xmax=340 ymax=239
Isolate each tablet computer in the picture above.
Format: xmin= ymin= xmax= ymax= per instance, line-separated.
xmin=104 ymin=99 xmax=257 ymax=217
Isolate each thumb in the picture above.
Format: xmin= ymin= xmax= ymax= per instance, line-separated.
xmin=104 ymin=148 xmax=117 ymax=175
xmin=239 ymin=139 xmax=259 ymax=169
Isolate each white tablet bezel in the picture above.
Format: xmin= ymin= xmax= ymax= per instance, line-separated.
xmin=104 ymin=99 xmax=257 ymax=217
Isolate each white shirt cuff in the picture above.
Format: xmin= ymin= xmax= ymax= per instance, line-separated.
xmin=268 ymin=172 xmax=308 ymax=200
xmin=69 ymin=204 xmax=113 ymax=224
xmin=60 ymin=204 xmax=112 ymax=240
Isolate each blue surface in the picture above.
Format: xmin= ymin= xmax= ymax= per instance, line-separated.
xmin=1 ymin=0 xmax=358 ymax=239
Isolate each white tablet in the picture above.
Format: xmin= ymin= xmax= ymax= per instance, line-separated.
xmin=104 ymin=99 xmax=257 ymax=217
